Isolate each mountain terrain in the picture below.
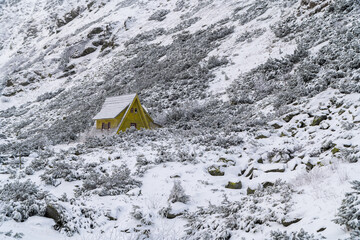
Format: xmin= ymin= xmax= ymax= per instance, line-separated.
xmin=0 ymin=0 xmax=360 ymax=239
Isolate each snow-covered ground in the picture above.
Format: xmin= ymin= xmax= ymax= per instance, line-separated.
xmin=0 ymin=0 xmax=359 ymax=239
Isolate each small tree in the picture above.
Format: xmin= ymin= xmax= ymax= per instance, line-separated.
xmin=333 ymin=181 xmax=360 ymax=236
xmin=168 ymin=180 xmax=189 ymax=204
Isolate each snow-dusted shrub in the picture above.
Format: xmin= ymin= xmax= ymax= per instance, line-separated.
xmin=168 ymin=180 xmax=189 ymax=204
xmin=333 ymin=181 xmax=360 ymax=235
xmin=268 ymin=228 xmax=324 ymax=240
xmin=40 ymin=159 xmax=82 ymax=186
xmin=36 ymin=88 xmax=64 ymax=102
xmin=0 ymin=180 xmax=48 ymax=222
xmin=207 ymin=56 xmax=228 ymax=69
xmin=168 ymin=17 xmax=200 ymax=34
xmin=134 ymin=155 xmax=153 ymax=177
xmin=271 ymin=16 xmax=297 ymax=39
xmin=131 ymin=205 xmax=153 ymax=225
xmin=148 ymin=9 xmax=170 ymax=21
xmin=124 ymin=28 xmax=166 ymax=47
xmin=185 ymin=181 xmax=296 ymax=238
xmin=80 ymin=164 xmax=141 ymax=196
xmin=236 ymin=28 xmax=266 ymax=43
xmin=154 ymin=147 xmax=197 ymax=164
xmin=233 ymin=0 xmax=269 ymax=25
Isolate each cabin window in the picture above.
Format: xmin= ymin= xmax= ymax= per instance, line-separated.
xmin=108 ymin=122 xmax=111 ymax=129
xmin=130 ymin=123 xmax=136 ymax=128
xmin=130 ymin=108 xmax=134 ymax=113
xmin=134 ymin=108 xmax=138 ymax=113
xmin=102 ymin=123 xmax=105 ymax=130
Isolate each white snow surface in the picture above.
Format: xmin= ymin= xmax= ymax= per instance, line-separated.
xmin=0 ymin=0 xmax=359 ymax=239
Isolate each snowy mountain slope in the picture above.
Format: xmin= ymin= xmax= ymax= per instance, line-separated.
xmin=0 ymin=0 xmax=360 ymax=239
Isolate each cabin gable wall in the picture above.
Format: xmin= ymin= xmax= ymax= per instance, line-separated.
xmin=118 ymin=98 xmax=149 ymax=132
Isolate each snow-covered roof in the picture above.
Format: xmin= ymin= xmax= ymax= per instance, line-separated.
xmin=93 ymin=93 xmax=136 ymax=120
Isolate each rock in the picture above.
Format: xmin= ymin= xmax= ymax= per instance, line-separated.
xmin=87 ymin=27 xmax=103 ymax=38
xmin=262 ymin=181 xmax=274 ymax=188
xmin=225 ymin=181 xmax=242 ymax=189
xmin=317 ymin=227 xmax=326 ymax=232
xmin=306 ymin=162 xmax=314 ymax=171
xmin=245 ymin=167 xmax=256 ymax=178
xmin=320 ymin=141 xmax=335 ymax=152
xmin=218 ymin=157 xmax=235 ymax=167
xmin=78 ymin=47 xmax=97 ymax=57
xmin=44 ymin=204 xmax=64 ymax=229
xmin=331 ymin=147 xmax=340 ymax=154
xmin=165 ymin=212 xmax=182 ymax=219
xmin=208 ymin=165 xmax=224 ymax=176
xmin=297 ymin=121 xmax=306 ymax=128
xmin=310 ymin=115 xmax=327 ymax=126
xmin=271 ymin=123 xmax=282 ymax=129
xmin=264 ymin=168 xmax=285 ymax=173
xmin=281 ymin=217 xmax=301 ymax=227
xmin=283 ymin=112 xmax=299 ymax=122
xmin=255 ymin=134 xmax=268 ymax=139
xmin=5 ymin=79 xmax=13 ymax=87
xmin=247 ymin=187 xmax=255 ymax=195
xmin=170 ymin=174 xmax=181 ymax=178
xmin=320 ymin=122 xmax=330 ymax=130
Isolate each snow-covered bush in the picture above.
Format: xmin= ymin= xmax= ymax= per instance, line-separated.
xmin=0 ymin=180 xmax=48 ymax=222
xmin=168 ymin=180 xmax=189 ymax=204
xmin=41 ymin=159 xmax=82 ymax=186
xmin=267 ymin=228 xmax=324 ymax=240
xmin=333 ymin=181 xmax=360 ymax=236
xmin=185 ymin=181 xmax=297 ymax=238
xmin=148 ymin=9 xmax=170 ymax=21
xmin=80 ymin=164 xmax=141 ymax=196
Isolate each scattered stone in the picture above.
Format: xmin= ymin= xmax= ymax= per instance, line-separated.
xmin=208 ymin=165 xmax=224 ymax=176
xmin=297 ymin=121 xmax=306 ymax=128
xmin=170 ymin=175 xmax=181 ymax=178
xmin=247 ymin=187 xmax=255 ymax=195
xmin=331 ymin=147 xmax=340 ymax=154
xmin=271 ymin=123 xmax=282 ymax=129
xmin=321 ymin=141 xmax=336 ymax=152
xmin=310 ymin=115 xmax=327 ymax=126
xmin=45 ymin=204 xmax=64 ymax=229
xmin=78 ymin=47 xmax=97 ymax=57
xmin=306 ymin=162 xmax=314 ymax=171
xmin=218 ymin=157 xmax=235 ymax=167
xmin=225 ymin=181 xmax=242 ymax=189
xmin=281 ymin=218 xmax=302 ymax=227
xmin=317 ymin=227 xmax=326 ymax=232
xmin=257 ymin=158 xmax=263 ymax=164
xmin=245 ymin=167 xmax=256 ymax=178
xmin=264 ymin=168 xmax=285 ymax=173
xmin=292 ymin=164 xmax=298 ymax=171
xmin=319 ymin=122 xmax=330 ymax=130
xmin=87 ymin=27 xmax=103 ymax=38
xmin=283 ymin=112 xmax=299 ymax=122
xmin=255 ymin=134 xmax=268 ymax=139
xmin=262 ymin=181 xmax=274 ymax=188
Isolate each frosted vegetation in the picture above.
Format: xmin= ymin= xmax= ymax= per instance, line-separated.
xmin=0 ymin=0 xmax=359 ymax=239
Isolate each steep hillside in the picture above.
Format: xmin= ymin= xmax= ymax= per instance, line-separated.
xmin=0 ymin=0 xmax=360 ymax=239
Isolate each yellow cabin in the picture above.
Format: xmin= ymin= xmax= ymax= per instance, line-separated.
xmin=93 ymin=93 xmax=160 ymax=133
